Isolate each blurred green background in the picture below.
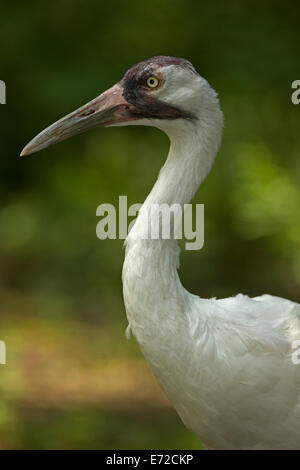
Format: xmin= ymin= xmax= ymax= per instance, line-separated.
xmin=0 ymin=0 xmax=299 ymax=449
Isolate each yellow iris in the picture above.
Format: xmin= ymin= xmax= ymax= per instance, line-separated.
xmin=146 ymin=76 xmax=159 ymax=88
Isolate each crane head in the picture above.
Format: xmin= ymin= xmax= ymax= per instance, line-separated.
xmin=21 ymin=56 xmax=215 ymax=156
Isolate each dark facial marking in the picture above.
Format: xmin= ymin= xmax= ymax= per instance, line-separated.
xmin=121 ymin=56 xmax=198 ymax=78
xmin=119 ymin=56 xmax=197 ymax=121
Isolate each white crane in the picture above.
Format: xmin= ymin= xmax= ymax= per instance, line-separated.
xmin=21 ymin=56 xmax=300 ymax=449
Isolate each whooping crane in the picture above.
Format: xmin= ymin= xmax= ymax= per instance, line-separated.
xmin=21 ymin=56 xmax=300 ymax=449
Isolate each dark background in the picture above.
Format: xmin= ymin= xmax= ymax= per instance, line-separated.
xmin=0 ymin=0 xmax=299 ymax=449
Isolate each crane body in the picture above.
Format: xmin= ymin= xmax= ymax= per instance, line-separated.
xmin=21 ymin=56 xmax=300 ymax=449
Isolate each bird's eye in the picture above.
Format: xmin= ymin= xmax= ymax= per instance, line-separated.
xmin=146 ymin=76 xmax=159 ymax=88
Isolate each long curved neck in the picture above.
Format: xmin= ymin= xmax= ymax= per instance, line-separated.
xmin=128 ymin=115 xmax=222 ymax=240
xmin=123 ymin=101 xmax=223 ymax=334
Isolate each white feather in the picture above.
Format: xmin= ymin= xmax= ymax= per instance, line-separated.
xmin=122 ymin=65 xmax=300 ymax=449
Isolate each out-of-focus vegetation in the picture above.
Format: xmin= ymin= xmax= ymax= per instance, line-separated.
xmin=0 ymin=0 xmax=299 ymax=449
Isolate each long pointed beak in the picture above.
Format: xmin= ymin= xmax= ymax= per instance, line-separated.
xmin=20 ymin=83 xmax=132 ymax=156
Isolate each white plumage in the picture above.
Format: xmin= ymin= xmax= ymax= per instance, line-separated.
xmin=122 ymin=63 xmax=300 ymax=450
xmin=21 ymin=56 xmax=300 ymax=449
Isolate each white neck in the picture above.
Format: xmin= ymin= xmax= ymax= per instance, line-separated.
xmin=122 ymin=90 xmax=223 ymax=337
